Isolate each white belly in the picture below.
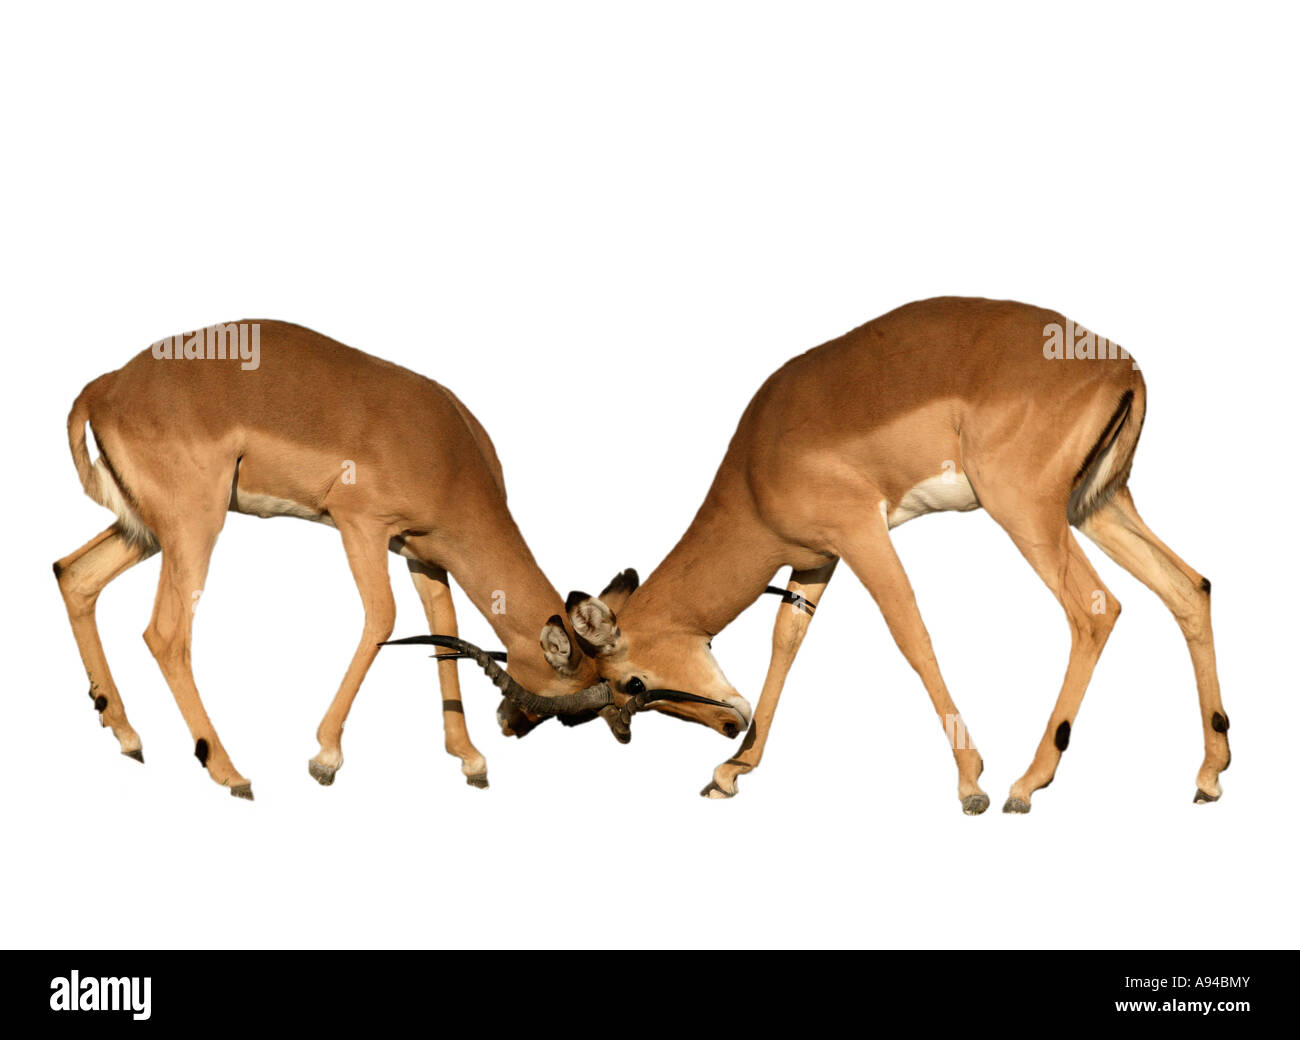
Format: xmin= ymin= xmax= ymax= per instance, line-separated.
xmin=886 ymin=469 xmax=980 ymax=529
xmin=232 ymin=488 xmax=336 ymax=526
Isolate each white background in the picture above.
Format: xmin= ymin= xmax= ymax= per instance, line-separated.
xmin=2 ymin=3 xmax=1296 ymax=949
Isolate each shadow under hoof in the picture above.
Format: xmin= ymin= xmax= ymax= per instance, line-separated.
xmin=465 ymin=772 xmax=489 ymax=789
xmin=122 ymin=748 xmax=145 ymax=764
xmin=230 ymin=784 xmax=254 ymax=801
xmin=1002 ymin=796 xmax=1032 ymax=814
xmin=700 ymin=780 xmax=736 ymax=799
xmin=962 ymin=793 xmax=990 ymax=815
xmin=308 ymin=761 xmax=337 ymax=787
xmin=1193 ymin=788 xmax=1220 ymax=804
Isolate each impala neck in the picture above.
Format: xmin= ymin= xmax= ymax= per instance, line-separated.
xmin=457 ymin=535 xmax=564 ymax=650
xmin=433 ymin=517 xmax=572 ymax=679
xmin=623 ymin=478 xmax=786 ymax=638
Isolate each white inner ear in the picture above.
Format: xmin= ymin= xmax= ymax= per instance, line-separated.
xmin=572 ymin=600 xmax=615 ymax=645
xmin=543 ymin=626 xmax=571 ymax=656
xmin=540 ymin=622 xmax=579 ymax=675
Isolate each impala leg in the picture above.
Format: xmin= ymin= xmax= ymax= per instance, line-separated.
xmin=309 ymin=521 xmax=395 ymax=786
xmin=54 ymin=526 xmax=157 ymax=761
xmin=702 ymin=560 xmax=837 ymax=800
xmin=144 ymin=518 xmax=252 ymax=798
xmin=407 ymin=560 xmax=488 ymax=789
xmin=838 ymin=526 xmax=988 ymax=814
xmin=1079 ymin=488 xmax=1228 ymax=803
xmin=994 ymin=520 xmax=1118 ymax=813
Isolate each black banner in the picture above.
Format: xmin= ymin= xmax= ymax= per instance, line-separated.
xmin=4 ymin=950 xmax=1280 ymax=1028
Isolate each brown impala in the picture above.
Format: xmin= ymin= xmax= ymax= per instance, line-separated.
xmin=53 ymin=320 xmax=685 ymax=799
xmin=562 ymin=297 xmax=1229 ymax=814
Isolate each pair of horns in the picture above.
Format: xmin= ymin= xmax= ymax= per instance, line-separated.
xmin=379 ymin=634 xmax=615 ymax=718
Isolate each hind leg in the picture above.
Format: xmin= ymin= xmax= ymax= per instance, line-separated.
xmin=1080 ymin=488 xmax=1228 ymax=802
xmin=976 ymin=488 xmax=1120 ymax=812
xmin=406 ymin=560 xmax=488 ymax=788
xmin=144 ymin=515 xmax=252 ymax=798
xmin=54 ymin=526 xmax=157 ymax=760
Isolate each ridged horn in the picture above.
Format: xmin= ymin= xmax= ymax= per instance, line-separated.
xmin=383 ymin=634 xmax=613 ymax=717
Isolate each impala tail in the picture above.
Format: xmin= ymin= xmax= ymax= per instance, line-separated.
xmin=66 ymin=377 xmax=156 ymax=548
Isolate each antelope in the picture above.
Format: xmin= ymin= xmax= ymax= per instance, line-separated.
xmin=563 ymin=297 xmax=1229 ymax=813
xmin=53 ymin=320 xmax=640 ymax=799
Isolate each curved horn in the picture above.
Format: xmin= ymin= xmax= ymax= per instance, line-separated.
xmin=386 ymin=634 xmax=614 ymax=717
xmin=609 ymin=686 xmax=738 ymax=737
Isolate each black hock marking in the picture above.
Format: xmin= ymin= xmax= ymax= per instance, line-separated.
xmin=442 ymin=699 xmax=464 ymax=714
xmin=93 ymin=695 xmax=108 ymax=712
xmin=53 ymin=560 xmax=64 ymax=579
xmin=195 ymin=738 xmax=209 ymax=767
xmin=564 ymin=589 xmax=591 ymax=612
xmin=739 ymin=725 xmax=758 ymax=753
xmin=1212 ymin=711 xmax=1229 ymax=733
xmin=1055 ymin=720 xmax=1071 ymax=751
xmin=1200 ymin=577 xmax=1212 ymax=594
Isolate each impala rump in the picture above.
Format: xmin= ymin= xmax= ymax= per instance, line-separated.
xmin=1067 ymin=386 xmax=1144 ymax=526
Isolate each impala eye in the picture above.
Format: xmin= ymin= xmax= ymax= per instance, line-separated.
xmin=626 ymin=676 xmax=646 ymax=696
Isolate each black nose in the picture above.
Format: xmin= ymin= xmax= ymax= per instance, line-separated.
xmin=723 ymin=722 xmax=739 ymax=738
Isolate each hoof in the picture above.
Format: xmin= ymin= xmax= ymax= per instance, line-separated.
xmin=962 ymin=793 xmax=990 ymax=816
xmin=230 ymin=784 xmax=254 ymax=801
xmin=465 ymin=772 xmax=489 ymax=789
xmin=122 ymin=748 xmax=145 ymax=764
xmin=308 ymin=760 xmax=337 ymax=786
xmin=700 ymin=780 xmax=735 ymax=799
xmin=1002 ymin=796 xmax=1032 ymax=814
xmin=1193 ymin=788 xmax=1220 ymax=804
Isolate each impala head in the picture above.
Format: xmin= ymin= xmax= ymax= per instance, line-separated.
xmin=563 ymin=571 xmax=752 ymax=740
xmin=492 ymin=569 xmax=640 ymax=741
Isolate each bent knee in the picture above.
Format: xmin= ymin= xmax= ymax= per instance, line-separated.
xmin=142 ymin=624 xmax=189 ymax=669
xmin=1073 ymin=594 xmax=1120 ymax=645
xmin=364 ymin=604 xmax=397 ymax=643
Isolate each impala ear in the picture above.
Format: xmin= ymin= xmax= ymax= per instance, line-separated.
xmin=598 ymin=567 xmax=640 ymax=613
xmin=565 ymin=590 xmax=625 ymax=658
xmin=539 ymin=614 xmax=582 ymax=676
